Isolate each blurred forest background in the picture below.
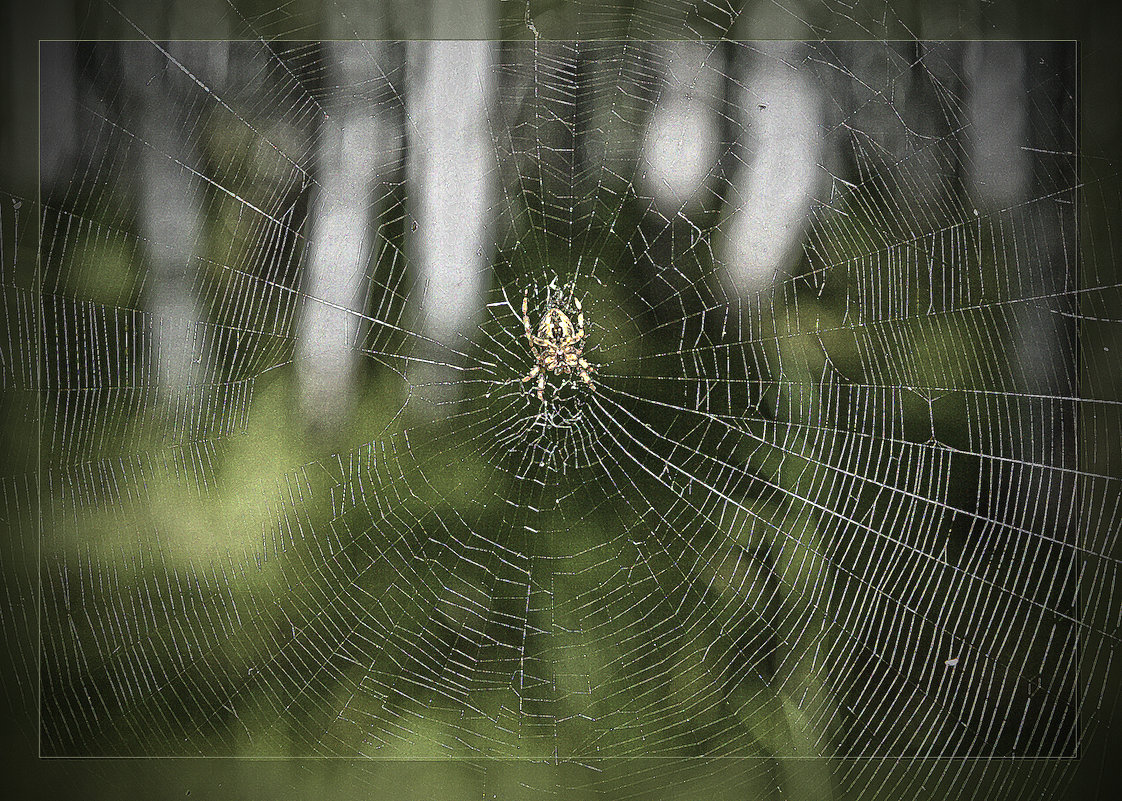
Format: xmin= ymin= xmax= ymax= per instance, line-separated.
xmin=2 ymin=0 xmax=1121 ymax=800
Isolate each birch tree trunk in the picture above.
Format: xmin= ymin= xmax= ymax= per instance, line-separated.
xmin=295 ymin=40 xmax=400 ymax=430
xmin=404 ymin=1 xmax=498 ymax=410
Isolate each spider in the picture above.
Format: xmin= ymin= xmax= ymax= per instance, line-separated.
xmin=521 ymin=290 xmax=595 ymax=401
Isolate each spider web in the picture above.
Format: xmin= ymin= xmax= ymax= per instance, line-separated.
xmin=4 ymin=2 xmax=1120 ymax=799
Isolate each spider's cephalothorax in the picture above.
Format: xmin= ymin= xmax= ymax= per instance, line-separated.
xmin=522 ymin=291 xmax=595 ymax=401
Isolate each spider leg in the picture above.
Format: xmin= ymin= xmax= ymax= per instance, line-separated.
xmin=522 ymin=293 xmax=533 ymax=343
xmin=522 ymin=364 xmax=540 ymax=383
xmin=578 ymin=358 xmax=595 ymax=389
xmin=579 ymin=366 xmax=595 ymax=391
xmin=558 ymin=331 xmax=585 ymax=349
xmin=574 ymin=297 xmax=584 ymax=339
xmin=537 ymin=372 xmax=546 ymax=401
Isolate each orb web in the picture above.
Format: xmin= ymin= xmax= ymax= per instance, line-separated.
xmin=3 ymin=6 xmax=1116 ymax=799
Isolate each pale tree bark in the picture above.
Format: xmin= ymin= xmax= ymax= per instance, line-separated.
xmin=719 ymin=40 xmax=826 ymax=294
xmin=295 ymin=40 xmax=401 ymax=429
xmin=128 ymin=41 xmax=229 ymax=416
xmin=638 ymin=41 xmax=724 ymax=217
xmin=120 ymin=3 xmax=232 ymax=415
xmin=407 ymin=39 xmax=496 ymax=347
xmin=404 ymin=2 xmax=498 ymax=409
